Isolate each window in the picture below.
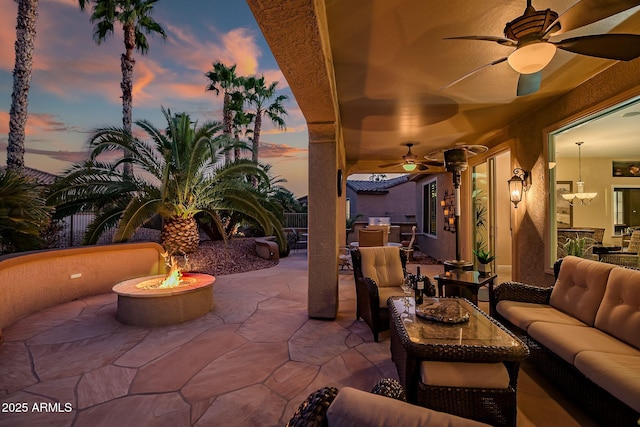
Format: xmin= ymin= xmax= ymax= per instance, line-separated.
xmin=423 ymin=179 xmax=437 ymax=236
xmin=614 ymin=190 xmax=623 ymax=229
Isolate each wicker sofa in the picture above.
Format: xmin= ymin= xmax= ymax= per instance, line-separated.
xmin=286 ymin=378 xmax=489 ymax=427
xmin=490 ymin=256 xmax=640 ymax=426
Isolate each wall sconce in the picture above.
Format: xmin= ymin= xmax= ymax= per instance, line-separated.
xmin=508 ymin=168 xmax=529 ymax=208
xmin=441 ymin=189 xmax=456 ymax=232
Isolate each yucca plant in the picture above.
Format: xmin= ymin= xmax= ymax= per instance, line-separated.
xmin=49 ymin=107 xmax=284 ymax=254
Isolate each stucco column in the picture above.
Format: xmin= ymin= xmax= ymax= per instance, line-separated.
xmin=308 ymin=139 xmax=339 ymax=319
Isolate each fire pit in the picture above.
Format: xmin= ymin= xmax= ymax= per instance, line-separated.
xmin=112 ymin=273 xmax=215 ymax=327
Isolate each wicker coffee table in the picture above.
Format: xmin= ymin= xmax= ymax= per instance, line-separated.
xmin=388 ymin=296 xmax=528 ymax=427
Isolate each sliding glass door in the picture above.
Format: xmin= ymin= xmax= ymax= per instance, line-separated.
xmin=472 ymin=151 xmax=513 ymax=282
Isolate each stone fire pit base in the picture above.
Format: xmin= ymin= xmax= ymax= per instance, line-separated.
xmin=112 ymin=273 xmax=215 ymax=327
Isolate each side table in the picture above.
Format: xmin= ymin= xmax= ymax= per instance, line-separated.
xmin=433 ymin=270 xmax=497 ymax=306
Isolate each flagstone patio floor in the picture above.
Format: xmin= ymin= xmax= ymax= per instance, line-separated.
xmin=0 ymin=251 xmax=597 ymax=426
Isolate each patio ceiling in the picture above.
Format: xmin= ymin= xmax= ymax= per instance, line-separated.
xmin=323 ymin=0 xmax=640 ymax=173
xmin=326 ymin=0 xmax=640 ymax=172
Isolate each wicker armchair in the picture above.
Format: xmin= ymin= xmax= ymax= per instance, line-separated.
xmin=286 ymin=378 xmax=489 ymax=427
xmin=599 ymin=252 xmax=640 ymax=268
xmin=351 ymin=246 xmax=407 ymax=342
xmin=599 ymin=230 xmax=640 ymax=268
xmin=286 ymin=379 xmax=404 ymax=427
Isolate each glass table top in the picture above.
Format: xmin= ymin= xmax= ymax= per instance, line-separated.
xmin=391 ymin=297 xmax=523 ymax=349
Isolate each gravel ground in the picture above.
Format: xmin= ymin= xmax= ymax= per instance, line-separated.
xmin=107 ymin=229 xmax=279 ymax=276
xmin=185 ymin=238 xmax=279 ymax=276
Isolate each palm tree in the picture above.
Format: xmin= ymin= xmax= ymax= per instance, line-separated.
xmin=242 ymin=76 xmax=288 ymax=164
xmin=205 ymin=62 xmax=242 ymax=165
xmin=49 ymin=108 xmax=284 ymax=254
xmin=0 ymin=168 xmax=50 ymax=254
xmin=77 ymin=0 xmax=166 ymax=176
xmin=230 ymin=91 xmax=253 ymax=162
xmin=7 ymin=0 xmax=39 ymax=172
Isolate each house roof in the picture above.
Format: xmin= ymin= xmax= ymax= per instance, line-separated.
xmin=1 ymin=166 xmax=59 ymax=185
xmin=346 ymin=175 xmax=410 ymax=194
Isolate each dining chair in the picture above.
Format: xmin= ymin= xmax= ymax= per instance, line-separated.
xmin=358 ymin=229 xmax=386 ymax=247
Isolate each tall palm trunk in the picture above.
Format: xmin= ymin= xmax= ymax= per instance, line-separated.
xmin=223 ymin=92 xmax=232 ymax=165
xmin=161 ymin=216 xmax=200 ymax=254
xmin=120 ymin=23 xmax=136 ymax=177
xmin=252 ymin=113 xmax=262 ymax=164
xmin=233 ymin=129 xmax=242 ymax=161
xmin=8 ymin=0 xmax=39 ymax=172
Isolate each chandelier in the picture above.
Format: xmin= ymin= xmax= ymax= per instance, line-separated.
xmin=561 ymin=142 xmax=597 ymax=205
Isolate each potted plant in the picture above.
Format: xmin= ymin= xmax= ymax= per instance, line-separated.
xmin=473 ymin=247 xmax=496 ymax=274
xmin=561 ymin=235 xmax=595 ymax=258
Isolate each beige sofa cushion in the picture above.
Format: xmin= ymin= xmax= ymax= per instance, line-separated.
xmin=420 ymin=361 xmax=510 ymax=389
xmin=496 ymin=301 xmax=587 ymax=331
xmin=359 ymin=246 xmax=404 ymax=288
xmin=594 ymin=267 xmax=640 ymax=349
xmin=549 ymin=256 xmax=616 ymax=325
xmin=527 ymin=322 xmax=639 ymax=364
xmin=574 ymin=351 xmax=640 ymax=412
xmin=326 ymin=386 xmax=490 ymax=427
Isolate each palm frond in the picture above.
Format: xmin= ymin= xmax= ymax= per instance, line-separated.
xmin=115 ymin=196 xmax=162 ymax=242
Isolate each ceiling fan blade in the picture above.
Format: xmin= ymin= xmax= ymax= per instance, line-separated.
xmin=378 ymin=162 xmax=401 ymax=168
xmin=554 ymin=34 xmax=640 ymax=61
xmin=420 ymin=160 xmax=445 ymax=166
xmin=445 ymin=35 xmax=517 ymax=47
xmin=458 ymin=144 xmax=488 ymax=156
xmin=439 ymin=57 xmax=508 ymax=91
xmin=416 ymin=164 xmax=429 ymax=171
xmin=517 ymin=72 xmax=542 ymax=97
xmin=545 ymin=0 xmax=640 ymax=37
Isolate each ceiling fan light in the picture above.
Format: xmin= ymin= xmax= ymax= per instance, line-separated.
xmin=508 ymin=42 xmax=556 ymax=74
xmin=403 ymin=163 xmax=417 ymax=172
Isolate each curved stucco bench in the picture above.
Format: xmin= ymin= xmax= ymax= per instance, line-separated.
xmin=0 ymin=242 xmax=166 ymax=345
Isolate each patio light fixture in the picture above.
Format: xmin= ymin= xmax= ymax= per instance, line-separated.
xmin=402 ymin=163 xmax=417 ymax=172
xmin=561 ymin=142 xmax=597 ymax=205
xmin=508 ymin=167 xmax=529 ymax=208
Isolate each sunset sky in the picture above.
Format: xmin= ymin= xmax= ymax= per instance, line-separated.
xmin=0 ymin=0 xmax=310 ymax=196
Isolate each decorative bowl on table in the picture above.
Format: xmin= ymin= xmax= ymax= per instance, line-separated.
xmin=415 ymin=298 xmax=470 ymax=324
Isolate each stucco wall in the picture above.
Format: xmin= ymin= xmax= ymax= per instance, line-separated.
xmin=349 ymin=181 xmax=416 ymax=222
xmin=415 ymin=173 xmax=456 ymax=263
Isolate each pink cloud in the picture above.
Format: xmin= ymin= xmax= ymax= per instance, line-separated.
xmin=0 ymin=140 xmax=89 ymax=164
xmin=0 ymin=3 xmax=17 ymax=71
xmin=259 ymin=142 xmax=307 ymax=159
xmin=222 ymin=28 xmax=260 ymax=76
xmin=0 ymin=110 xmax=86 ymax=139
xmin=0 ymin=111 xmax=8 ymax=135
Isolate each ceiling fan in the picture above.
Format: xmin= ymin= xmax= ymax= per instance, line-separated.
xmin=442 ymin=0 xmax=640 ymax=96
xmin=378 ymin=143 xmax=443 ymax=171
xmin=424 ymin=143 xmax=488 ymax=164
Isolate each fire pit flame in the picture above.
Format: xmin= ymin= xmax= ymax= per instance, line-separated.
xmin=135 ymin=252 xmax=195 ymax=290
xmin=159 ymin=262 xmax=183 ymax=288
